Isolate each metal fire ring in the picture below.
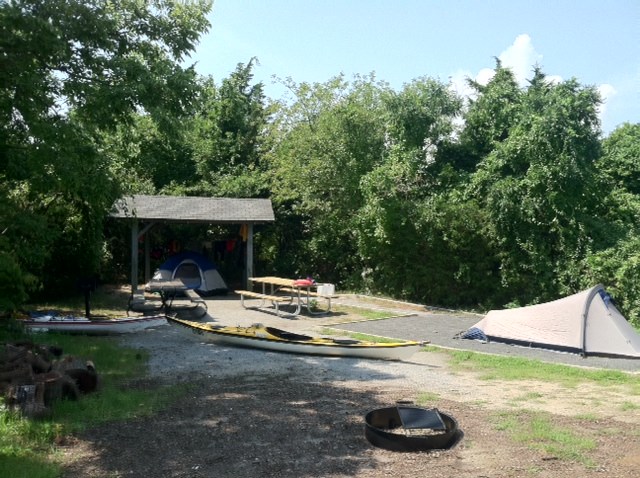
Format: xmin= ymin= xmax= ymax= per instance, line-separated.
xmin=364 ymin=405 xmax=461 ymax=452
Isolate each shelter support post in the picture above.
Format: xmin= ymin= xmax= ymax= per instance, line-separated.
xmin=131 ymin=220 xmax=139 ymax=293
xmin=145 ymin=234 xmax=151 ymax=283
xmin=130 ymin=221 xmax=156 ymax=293
xmin=245 ymin=223 xmax=254 ymax=289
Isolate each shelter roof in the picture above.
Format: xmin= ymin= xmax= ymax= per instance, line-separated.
xmin=110 ymin=194 xmax=275 ymax=224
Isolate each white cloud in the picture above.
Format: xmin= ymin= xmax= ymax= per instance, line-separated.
xmin=448 ymin=35 xmax=617 ymax=131
xmin=448 ymin=34 xmax=552 ymax=94
xmin=547 ymin=75 xmax=563 ymax=85
xmin=448 ymin=69 xmax=474 ymax=98
xmin=498 ymin=34 xmax=542 ymax=86
xmin=597 ymin=83 xmax=617 ymax=121
xmin=447 ymin=35 xmax=539 ymax=99
xmin=447 ymin=67 xmax=495 ymax=103
xmin=476 ymin=68 xmax=495 ymax=86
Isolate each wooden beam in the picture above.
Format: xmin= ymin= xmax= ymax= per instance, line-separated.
xmin=130 ymin=220 xmax=139 ymax=293
xmin=246 ymin=223 xmax=254 ymax=289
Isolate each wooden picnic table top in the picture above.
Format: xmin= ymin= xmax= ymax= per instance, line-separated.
xmin=249 ymin=276 xmax=295 ymax=287
xmin=249 ymin=276 xmax=319 ymax=288
xmin=145 ymin=279 xmax=187 ymax=293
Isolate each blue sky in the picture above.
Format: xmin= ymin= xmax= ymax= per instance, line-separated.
xmin=190 ymin=0 xmax=639 ymax=134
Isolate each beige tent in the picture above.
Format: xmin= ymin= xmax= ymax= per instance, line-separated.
xmin=464 ymin=285 xmax=640 ymax=358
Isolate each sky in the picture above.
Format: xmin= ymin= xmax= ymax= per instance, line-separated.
xmin=190 ymin=0 xmax=639 ymax=134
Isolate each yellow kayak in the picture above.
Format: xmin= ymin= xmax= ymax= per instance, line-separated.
xmin=168 ymin=316 xmax=424 ymax=361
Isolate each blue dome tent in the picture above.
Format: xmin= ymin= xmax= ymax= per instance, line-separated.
xmin=153 ymin=251 xmax=228 ymax=296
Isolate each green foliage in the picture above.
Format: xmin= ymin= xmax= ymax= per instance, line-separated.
xmin=355 ymin=78 xmax=488 ymax=306
xmin=467 ymin=71 xmax=603 ymax=304
xmin=0 ymin=452 xmax=59 ymax=478
xmin=460 ymin=61 xmax=522 ymax=160
xmin=581 ymin=124 xmax=640 ymax=326
xmin=598 ymin=123 xmax=640 ymax=195
xmin=191 ymin=61 xmax=272 ymax=197
xmin=385 ymin=76 xmax=462 ymax=150
xmin=0 ymin=0 xmax=212 ymax=306
xmin=584 ymin=233 xmax=640 ymax=327
xmin=267 ymin=74 xmax=391 ymax=282
xmin=0 ymin=244 xmax=28 ymax=311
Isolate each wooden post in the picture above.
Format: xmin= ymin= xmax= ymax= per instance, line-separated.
xmin=131 ymin=220 xmax=139 ymax=293
xmin=246 ymin=223 xmax=254 ymax=289
xmin=144 ymin=232 xmax=151 ymax=283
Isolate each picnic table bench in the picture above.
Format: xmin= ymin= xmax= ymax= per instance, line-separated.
xmin=234 ymin=289 xmax=293 ymax=316
xmin=127 ymin=291 xmax=163 ymax=314
xmin=277 ymin=287 xmax=338 ymax=298
xmin=277 ymin=286 xmax=338 ymax=311
xmin=180 ymin=288 xmax=208 ymax=317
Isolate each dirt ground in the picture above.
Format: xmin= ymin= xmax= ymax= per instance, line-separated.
xmin=56 ymin=293 xmax=640 ymax=478
xmin=58 ymin=351 xmax=639 ymax=477
xmin=58 ymin=374 xmax=640 ymax=478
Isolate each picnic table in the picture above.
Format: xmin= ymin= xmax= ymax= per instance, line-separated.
xmin=144 ymin=279 xmax=207 ymax=317
xmin=235 ymin=276 xmax=336 ymax=317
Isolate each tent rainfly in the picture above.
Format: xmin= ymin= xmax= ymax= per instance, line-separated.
xmin=462 ymin=285 xmax=640 ymax=358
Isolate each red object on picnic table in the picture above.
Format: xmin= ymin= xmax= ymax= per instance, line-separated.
xmin=293 ymin=279 xmax=314 ymax=287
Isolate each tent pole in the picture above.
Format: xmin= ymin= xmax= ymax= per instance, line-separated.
xmin=246 ymin=223 xmax=254 ymax=289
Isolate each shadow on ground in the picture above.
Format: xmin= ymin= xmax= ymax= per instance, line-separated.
xmin=63 ymin=375 xmax=411 ymax=477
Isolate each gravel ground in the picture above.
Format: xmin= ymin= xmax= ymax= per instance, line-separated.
xmin=122 ymin=294 xmax=639 ymax=376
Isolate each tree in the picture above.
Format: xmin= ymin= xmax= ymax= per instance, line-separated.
xmin=354 ymin=78 xmax=499 ymax=306
xmin=99 ymin=114 xmax=200 ymax=194
xmin=583 ymin=123 xmax=640 ymax=326
xmin=0 ymin=0 xmax=211 ymax=304
xmin=191 ymin=61 xmax=272 ymax=197
xmin=468 ymin=69 xmax=603 ymax=304
xmin=598 ymin=123 xmax=640 ymax=196
xmin=385 ymin=77 xmax=461 ymax=151
xmin=266 ymin=74 xmax=390 ymax=283
xmin=459 ymin=61 xmax=522 ymax=163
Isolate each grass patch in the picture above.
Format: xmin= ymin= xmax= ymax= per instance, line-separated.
xmin=24 ymin=285 xmax=130 ymax=319
xmin=445 ymin=349 xmax=638 ymax=389
xmin=494 ymin=411 xmax=597 ymax=467
xmin=415 ymin=391 xmax=440 ymax=405
xmin=574 ymin=412 xmax=599 ymax=422
xmin=620 ymin=401 xmax=640 ymax=412
xmin=331 ymin=305 xmax=399 ymax=321
xmin=0 ymin=450 xmax=60 ymax=478
xmin=508 ymin=391 xmax=546 ymax=406
xmin=0 ymin=329 xmax=187 ymax=478
xmin=319 ymin=328 xmax=408 ymax=344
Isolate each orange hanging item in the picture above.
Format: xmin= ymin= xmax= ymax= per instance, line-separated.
xmin=239 ymin=224 xmax=249 ymax=242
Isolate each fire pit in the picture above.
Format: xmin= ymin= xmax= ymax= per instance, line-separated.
xmin=365 ymin=404 xmax=461 ymax=452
